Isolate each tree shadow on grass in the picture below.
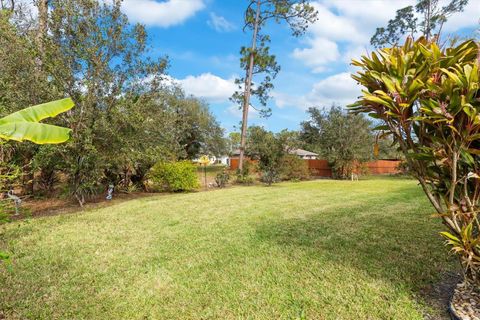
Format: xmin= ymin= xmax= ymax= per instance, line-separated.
xmin=254 ymin=186 xmax=460 ymax=318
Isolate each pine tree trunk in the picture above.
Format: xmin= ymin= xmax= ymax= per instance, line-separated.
xmin=36 ymin=0 xmax=48 ymax=66
xmin=239 ymin=0 xmax=261 ymax=171
xmin=37 ymin=0 xmax=48 ymax=42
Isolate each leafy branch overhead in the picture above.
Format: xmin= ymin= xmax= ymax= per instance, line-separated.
xmin=371 ymin=0 xmax=469 ymax=48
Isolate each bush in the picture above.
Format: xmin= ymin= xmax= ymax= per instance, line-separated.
xmin=279 ymin=155 xmax=310 ymax=181
xmin=235 ymin=169 xmax=255 ymax=185
xmin=260 ymin=170 xmax=279 ymax=185
xmin=32 ymin=145 xmax=62 ymax=195
xmin=234 ymin=160 xmax=256 ymax=185
xmin=246 ymin=126 xmax=286 ymax=186
xmin=148 ymin=161 xmax=199 ymax=192
xmin=215 ymin=170 xmax=230 ymax=188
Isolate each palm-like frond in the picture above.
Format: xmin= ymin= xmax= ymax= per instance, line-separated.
xmin=0 ymin=98 xmax=74 ymax=144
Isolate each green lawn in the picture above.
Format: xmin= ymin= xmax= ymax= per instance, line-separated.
xmin=0 ymin=178 xmax=456 ymax=319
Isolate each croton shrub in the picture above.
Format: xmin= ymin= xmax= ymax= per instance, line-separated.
xmin=350 ymin=37 xmax=480 ymax=289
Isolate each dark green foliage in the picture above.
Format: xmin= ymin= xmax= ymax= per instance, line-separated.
xmin=375 ymin=135 xmax=404 ymax=160
xmin=170 ymin=93 xmax=227 ymax=159
xmin=279 ymin=154 xmax=310 ymax=181
xmin=226 ymin=132 xmax=241 ymax=155
xmin=260 ymin=170 xmax=279 ymax=185
xmin=247 ymin=126 xmax=287 ymax=185
xmin=231 ymin=35 xmax=280 ymax=118
xmin=32 ymin=145 xmax=62 ymax=195
xmin=0 ymin=162 xmax=21 ymax=193
xmin=64 ymin=141 xmax=104 ymax=206
xmin=0 ymin=0 xmax=226 ymax=204
xmin=235 ymin=161 xmax=256 ymax=185
xmin=300 ymin=106 xmax=373 ymax=179
xmin=148 ymin=161 xmax=199 ymax=192
xmin=0 ymin=159 xmax=22 ymax=234
xmin=215 ymin=170 xmax=230 ymax=188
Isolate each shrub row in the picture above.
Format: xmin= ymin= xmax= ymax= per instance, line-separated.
xmin=146 ymin=156 xmax=310 ymax=192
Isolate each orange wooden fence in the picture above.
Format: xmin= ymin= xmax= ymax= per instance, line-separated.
xmin=230 ymin=158 xmax=239 ymax=170
xmin=229 ymin=158 xmax=258 ymax=170
xmin=305 ymin=159 xmax=332 ymax=177
xmin=229 ymin=158 xmax=401 ymax=177
xmin=365 ymin=160 xmax=402 ymax=175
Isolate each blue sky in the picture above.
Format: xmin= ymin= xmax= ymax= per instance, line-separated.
xmin=119 ymin=0 xmax=479 ymax=133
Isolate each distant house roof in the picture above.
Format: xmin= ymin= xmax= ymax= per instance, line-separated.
xmin=231 ymin=148 xmax=318 ymax=157
xmin=289 ymin=148 xmax=318 ymax=157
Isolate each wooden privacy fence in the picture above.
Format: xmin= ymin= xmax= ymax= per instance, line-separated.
xmin=229 ymin=158 xmax=401 ymax=177
xmin=229 ymin=158 xmax=239 ymax=170
xmin=302 ymin=159 xmax=402 ymax=177
xmin=305 ymin=159 xmax=332 ymax=177
xmin=365 ymin=160 xmax=402 ymax=175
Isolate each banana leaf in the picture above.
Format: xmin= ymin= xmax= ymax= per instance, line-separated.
xmin=0 ymin=98 xmax=74 ymax=144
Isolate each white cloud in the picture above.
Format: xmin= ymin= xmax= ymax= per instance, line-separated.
xmin=226 ymin=104 xmax=258 ymax=119
xmin=272 ymin=92 xmax=304 ymax=109
xmin=121 ymin=0 xmax=205 ymax=27
xmin=323 ymin=0 xmax=414 ymax=27
xmin=292 ymin=0 xmax=478 ymax=73
xmin=306 ymin=72 xmax=360 ymax=105
xmin=342 ymin=45 xmax=369 ymax=64
xmin=292 ymin=1 xmax=412 ymax=72
xmin=177 ymin=73 xmax=237 ymax=102
xmin=292 ymin=37 xmax=339 ymax=73
xmin=273 ymin=72 xmax=360 ymax=110
xmin=308 ymin=3 xmax=368 ymax=44
xmin=207 ymin=12 xmax=235 ymax=32
xmin=442 ymin=0 xmax=480 ymax=33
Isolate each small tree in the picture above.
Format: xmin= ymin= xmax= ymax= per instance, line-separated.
xmin=246 ymin=126 xmax=287 ymax=185
xmin=279 ymin=154 xmax=310 ymax=181
xmin=226 ymin=132 xmax=241 ymax=155
xmin=350 ymin=37 xmax=480 ymax=290
xmin=300 ymin=106 xmax=373 ymax=179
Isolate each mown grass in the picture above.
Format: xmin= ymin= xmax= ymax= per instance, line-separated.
xmin=0 ymin=177 xmax=457 ymax=319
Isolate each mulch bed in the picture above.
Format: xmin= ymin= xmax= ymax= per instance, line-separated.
xmin=9 ymin=187 xmax=233 ymax=221
xmin=10 ymin=192 xmax=159 ymax=220
xmin=450 ymin=282 xmax=480 ymax=320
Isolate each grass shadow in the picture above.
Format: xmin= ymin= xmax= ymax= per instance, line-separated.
xmin=254 ymin=184 xmax=459 ymax=316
